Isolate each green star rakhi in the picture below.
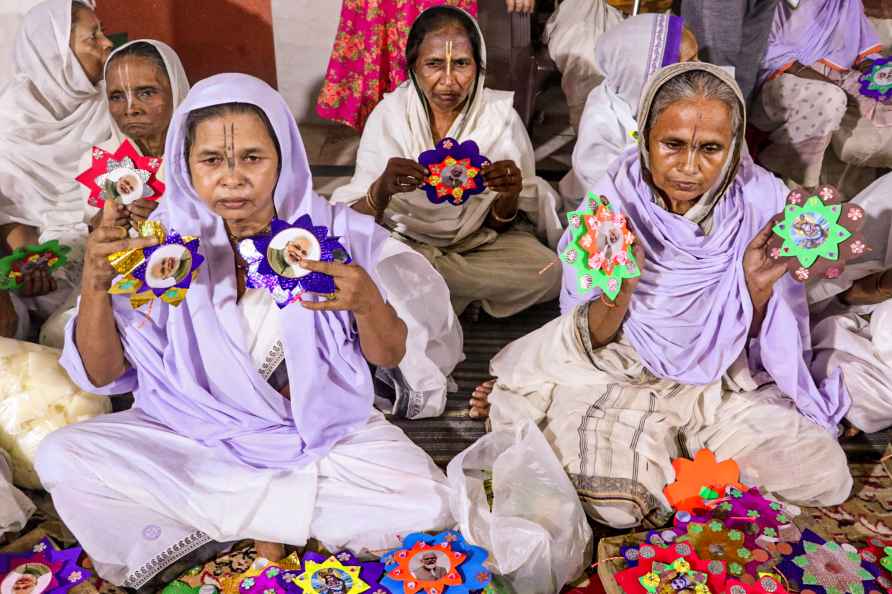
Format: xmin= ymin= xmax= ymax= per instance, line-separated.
xmin=0 ymin=241 xmax=70 ymax=291
xmin=561 ymin=192 xmax=640 ymax=300
xmin=860 ymin=57 xmax=892 ymax=101
xmin=766 ymin=185 xmax=867 ymax=282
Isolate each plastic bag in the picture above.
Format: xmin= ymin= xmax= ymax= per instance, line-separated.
xmin=446 ymin=419 xmax=593 ymax=594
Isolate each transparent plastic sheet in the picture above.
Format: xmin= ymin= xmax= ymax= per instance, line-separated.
xmin=446 ymin=420 xmax=593 ymax=594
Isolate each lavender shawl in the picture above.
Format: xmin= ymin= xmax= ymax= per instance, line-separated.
xmin=758 ymin=0 xmax=882 ymax=86
xmin=61 ymin=74 xmax=390 ymax=468
xmin=559 ymin=62 xmax=849 ymax=431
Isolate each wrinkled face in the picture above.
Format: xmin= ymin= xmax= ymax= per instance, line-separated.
xmin=106 ymin=55 xmax=173 ymax=147
xmin=647 ymin=96 xmax=734 ymax=212
xmin=421 ymin=554 xmax=438 ymax=568
xmin=413 ymin=24 xmax=477 ymax=114
xmin=152 ymin=256 xmax=178 ymax=280
xmin=680 ymin=28 xmax=699 ymax=62
xmin=188 ymin=111 xmax=280 ymax=223
xmin=69 ymin=6 xmax=113 ymax=85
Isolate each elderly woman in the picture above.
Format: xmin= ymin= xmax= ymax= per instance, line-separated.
xmin=38 ymin=39 xmax=192 ymax=348
xmin=471 ymin=63 xmax=852 ymax=527
xmin=560 ymin=14 xmax=698 ymax=207
xmin=331 ymin=6 xmax=563 ymax=319
xmin=35 ymin=74 xmax=453 ymax=588
xmin=0 ymin=0 xmax=113 ymax=338
xmin=752 ymin=0 xmax=890 ymax=190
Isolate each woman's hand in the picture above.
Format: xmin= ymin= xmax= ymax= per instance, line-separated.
xmin=89 ymin=201 xmax=128 ymax=232
xmin=0 ymin=291 xmax=18 ymax=339
xmin=505 ymin=0 xmax=535 ymax=13
xmin=743 ymin=217 xmax=788 ymax=311
xmin=377 ymin=158 xmax=428 ymax=202
xmin=19 ymin=267 xmax=57 ymax=298
xmin=126 ymin=198 xmax=159 ymax=230
xmin=481 ymin=160 xmax=522 ymax=197
xmin=83 ymin=201 xmax=158 ymax=294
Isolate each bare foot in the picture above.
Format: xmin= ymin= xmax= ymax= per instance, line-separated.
xmin=254 ymin=540 xmax=285 ymax=562
xmin=469 ymin=379 xmax=494 ymax=419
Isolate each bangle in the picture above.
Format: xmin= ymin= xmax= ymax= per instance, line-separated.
xmin=490 ymin=205 xmax=518 ymax=223
xmin=365 ymin=187 xmax=383 ymax=212
xmin=600 ymin=293 xmax=616 ymax=308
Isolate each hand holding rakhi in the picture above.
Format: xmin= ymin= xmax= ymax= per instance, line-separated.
xmin=88 ymin=200 xmax=128 ymax=232
xmin=83 ymin=200 xmax=158 ymax=293
xmin=127 ymin=198 xmax=159 ymax=229
xmin=481 ymin=160 xmax=522 ymax=197
xmin=19 ymin=266 xmax=57 ymax=297
xmin=744 ymin=215 xmax=789 ymax=310
xmin=378 ymin=157 xmax=428 ymax=199
xmin=297 ymin=259 xmax=384 ymax=315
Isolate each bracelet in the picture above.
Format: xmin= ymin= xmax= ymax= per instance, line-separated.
xmin=600 ymin=293 xmax=616 ymax=308
xmin=365 ymin=187 xmax=383 ymax=212
xmin=490 ymin=205 xmax=518 ymax=223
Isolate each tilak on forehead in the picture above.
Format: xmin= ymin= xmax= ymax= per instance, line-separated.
xmin=223 ymin=122 xmax=236 ymax=170
xmin=446 ymin=40 xmax=453 ymax=78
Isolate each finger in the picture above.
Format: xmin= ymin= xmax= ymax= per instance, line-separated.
xmin=397 ymin=161 xmax=429 ymax=179
xmin=48 ymin=276 xmax=58 ymax=293
xmin=100 ymin=198 xmax=125 ymax=227
xmin=94 ymin=225 xmax=130 ymax=243
xmin=296 ymin=259 xmax=351 ymax=277
xmin=21 ymin=272 xmax=33 ymax=296
xmin=127 ymin=203 xmax=155 ymax=218
xmin=749 ymin=216 xmax=783 ymax=251
xmin=95 ymin=236 xmax=159 ymax=256
xmin=299 ymin=298 xmax=347 ymax=311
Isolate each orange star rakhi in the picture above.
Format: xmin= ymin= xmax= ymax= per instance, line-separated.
xmin=76 ymin=139 xmax=165 ymax=209
xmin=664 ymin=449 xmax=746 ymax=514
xmin=381 ymin=531 xmax=491 ymax=594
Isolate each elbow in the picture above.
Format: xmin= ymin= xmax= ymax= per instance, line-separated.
xmin=368 ymin=319 xmax=408 ymax=369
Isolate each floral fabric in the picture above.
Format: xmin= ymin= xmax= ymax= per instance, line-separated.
xmin=316 ymin=0 xmax=478 ymax=130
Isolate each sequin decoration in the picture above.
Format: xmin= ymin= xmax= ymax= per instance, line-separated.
xmin=860 ymin=57 xmax=892 ymax=101
xmin=220 ymin=554 xmax=302 ymax=594
xmin=418 ymin=137 xmax=491 ymax=206
xmin=284 ymin=551 xmax=387 ymax=594
xmin=777 ymin=530 xmax=881 ymax=594
xmin=381 ymin=530 xmax=491 ymax=594
xmin=0 ymin=537 xmax=92 ymax=594
xmin=615 ymin=541 xmax=727 ymax=594
xmin=76 ymin=138 xmax=165 ymax=208
xmin=675 ymin=520 xmax=760 ymax=578
xmin=0 ymin=241 xmax=70 ymax=291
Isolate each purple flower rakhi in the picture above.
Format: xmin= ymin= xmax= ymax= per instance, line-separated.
xmin=418 ymin=137 xmax=491 ymax=206
xmin=860 ymin=57 xmax=892 ymax=101
xmin=0 ymin=538 xmax=91 ymax=594
xmin=283 ymin=551 xmax=387 ymax=594
xmin=238 ymin=215 xmax=351 ymax=309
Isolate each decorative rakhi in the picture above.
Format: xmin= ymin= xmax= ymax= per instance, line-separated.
xmin=859 ymin=539 xmax=892 ymax=594
xmin=220 ymin=554 xmax=302 ymax=594
xmin=107 ymin=220 xmax=204 ymax=308
xmin=0 ymin=537 xmax=91 ymax=594
xmin=615 ymin=541 xmax=727 ymax=594
xmin=76 ymin=138 xmax=165 ymax=208
xmin=418 ymin=137 xmax=491 ymax=206
xmin=282 ymin=551 xmax=387 ymax=594
xmin=663 ymin=450 xmax=746 ymax=515
xmin=860 ymin=57 xmax=892 ymax=102
xmin=777 ymin=530 xmax=880 ymax=594
xmin=380 ymin=530 xmax=491 ymax=594
xmin=766 ymin=185 xmax=867 ymax=282
xmin=725 ymin=575 xmax=789 ymax=594
xmin=561 ymin=192 xmax=640 ymax=300
xmin=674 ymin=520 xmax=761 ymax=578
xmin=238 ymin=215 xmax=351 ymax=309
xmin=0 ymin=241 xmax=70 ymax=291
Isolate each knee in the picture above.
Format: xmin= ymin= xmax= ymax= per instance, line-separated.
xmin=34 ymin=425 xmax=83 ymax=489
xmin=798 ymin=438 xmax=852 ymax=506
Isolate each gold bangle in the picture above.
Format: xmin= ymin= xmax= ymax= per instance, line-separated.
xmin=490 ymin=206 xmax=518 ymax=223
xmin=600 ymin=293 xmax=616 ymax=308
xmin=365 ymin=187 xmax=382 ymax=212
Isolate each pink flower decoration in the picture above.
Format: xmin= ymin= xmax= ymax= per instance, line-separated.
xmin=826 ymin=266 xmax=841 ymax=279
xmin=608 ymin=278 xmax=619 ymax=292
xmin=848 ymin=208 xmax=864 ymax=221
xmin=819 ymin=187 xmax=835 ymax=201
xmin=851 ymin=240 xmax=866 ymax=254
xmin=795 ymin=267 xmax=810 ymax=281
xmin=770 ymin=247 xmax=781 ymax=259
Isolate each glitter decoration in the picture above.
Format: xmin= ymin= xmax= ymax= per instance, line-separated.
xmin=220 ymin=554 xmax=302 ymax=594
xmin=283 ymin=551 xmax=388 ymax=594
xmin=76 ymin=138 xmax=165 ymax=208
xmin=777 ymin=530 xmax=881 ymax=594
xmin=615 ymin=541 xmax=727 ymax=594
xmin=860 ymin=57 xmax=892 ymax=101
xmin=674 ymin=520 xmax=760 ymax=578
xmin=238 ymin=215 xmax=351 ymax=309
xmin=0 ymin=537 xmax=91 ymax=594
xmin=0 ymin=241 xmax=70 ymax=291
xmin=381 ymin=530 xmax=491 ymax=594
xmin=560 ymin=192 xmax=640 ymax=300
xmin=418 ymin=137 xmax=491 ymax=206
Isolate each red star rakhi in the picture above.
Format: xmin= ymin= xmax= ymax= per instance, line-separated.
xmin=664 ymin=450 xmax=747 ymax=515
xmin=418 ymin=137 xmax=491 ymax=206
xmin=76 ymin=139 xmax=165 ymax=208
xmin=561 ymin=192 xmax=640 ymax=300
xmin=0 ymin=538 xmax=91 ymax=594
xmin=615 ymin=541 xmax=728 ymax=594
xmin=766 ymin=185 xmax=868 ymax=283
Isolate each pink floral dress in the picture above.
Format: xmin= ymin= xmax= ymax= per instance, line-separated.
xmin=316 ymin=0 xmax=478 ymax=130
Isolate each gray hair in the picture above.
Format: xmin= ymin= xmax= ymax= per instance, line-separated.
xmin=644 ymin=69 xmax=742 ymax=140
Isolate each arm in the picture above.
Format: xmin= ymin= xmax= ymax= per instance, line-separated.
xmin=348 ymin=158 xmax=429 ymax=221
xmin=586 ymin=242 xmax=645 ymax=348
xmin=840 ymin=269 xmax=892 ymax=306
xmin=482 ymin=160 xmax=523 ymax=232
xmin=743 ymin=217 xmax=789 ymax=338
xmin=1 ymin=223 xmax=38 ymax=251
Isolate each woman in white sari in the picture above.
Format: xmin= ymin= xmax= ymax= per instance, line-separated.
xmin=0 ymin=0 xmax=113 ymax=337
xmin=559 ymin=14 xmax=698 ymax=208
xmin=331 ymin=6 xmax=564 ymax=320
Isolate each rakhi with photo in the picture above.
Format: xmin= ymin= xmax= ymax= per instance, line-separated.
xmin=0 ymin=538 xmax=91 ymax=594
xmin=76 ymin=139 xmax=164 ymax=208
xmin=860 ymin=57 xmax=892 ymax=102
xmin=418 ymin=137 xmax=491 ymax=206
xmin=237 ymin=215 xmax=351 ymax=309
xmin=107 ymin=221 xmax=204 ymax=309
xmin=283 ymin=550 xmax=387 ymax=594
xmin=381 ymin=530 xmax=491 ymax=594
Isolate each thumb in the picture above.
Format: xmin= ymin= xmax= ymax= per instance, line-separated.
xmin=100 ymin=199 xmax=121 ymax=228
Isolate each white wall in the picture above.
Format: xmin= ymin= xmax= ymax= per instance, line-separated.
xmin=271 ymin=0 xmax=341 ymax=124
xmin=0 ymin=0 xmax=43 ymax=84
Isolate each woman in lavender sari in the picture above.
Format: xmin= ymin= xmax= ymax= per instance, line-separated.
xmin=34 ymin=74 xmax=452 ymax=588
xmin=752 ymin=0 xmax=890 ymax=191
xmin=473 ymin=63 xmax=852 ymax=528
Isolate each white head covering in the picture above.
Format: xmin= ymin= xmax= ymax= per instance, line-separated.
xmin=0 ymin=0 xmax=112 ymax=233
xmin=331 ymin=7 xmax=562 ymax=248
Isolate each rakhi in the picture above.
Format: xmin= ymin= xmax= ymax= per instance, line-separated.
xmin=663 ymin=450 xmax=746 ymax=515
xmin=220 ymin=554 xmax=302 ymax=594
xmin=561 ymin=192 xmax=640 ymax=300
xmin=860 ymin=57 xmax=892 ymax=102
xmin=615 ymin=541 xmax=727 ymax=594
xmin=766 ymin=185 xmax=867 ymax=282
xmin=237 ymin=215 xmax=351 ymax=309
xmin=0 ymin=241 xmax=69 ymax=291
xmin=107 ymin=220 xmax=204 ymax=308
xmin=418 ymin=137 xmax=491 ymax=206
xmin=0 ymin=537 xmax=91 ymax=594
xmin=76 ymin=138 xmax=164 ymax=208
xmin=776 ymin=530 xmax=881 ymax=594
xmin=283 ymin=551 xmax=387 ymax=594
xmin=380 ymin=530 xmax=491 ymax=594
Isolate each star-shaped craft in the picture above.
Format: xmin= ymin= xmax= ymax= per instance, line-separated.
xmin=766 ymin=185 xmax=867 ymax=283
xmin=418 ymin=137 xmax=491 ymax=206
xmin=675 ymin=520 xmax=761 ymax=578
xmin=664 ymin=450 xmax=746 ymax=515
xmin=220 ymin=554 xmax=302 ymax=594
xmin=860 ymin=58 xmax=892 ymax=102
xmin=107 ymin=220 xmax=204 ymax=308
xmin=76 ymin=139 xmax=165 ymax=208
xmin=283 ymin=551 xmax=387 ymax=594
xmin=561 ymin=192 xmax=640 ymax=300
xmin=0 ymin=537 xmax=91 ymax=594
xmin=0 ymin=241 xmax=70 ymax=291
xmin=777 ymin=530 xmax=881 ymax=594
xmin=238 ymin=215 xmax=351 ymax=309
xmin=858 ymin=540 xmax=892 ymax=594
xmin=381 ymin=531 xmax=491 ymax=594
xmin=615 ymin=541 xmax=727 ymax=594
